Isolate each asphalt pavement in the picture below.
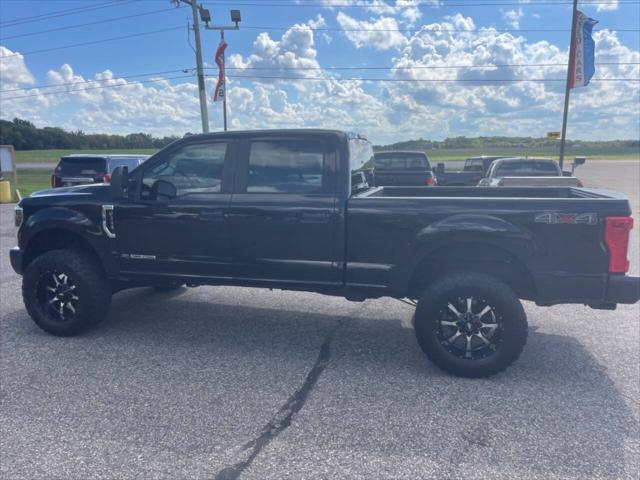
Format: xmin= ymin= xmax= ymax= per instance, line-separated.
xmin=1 ymin=160 xmax=639 ymax=479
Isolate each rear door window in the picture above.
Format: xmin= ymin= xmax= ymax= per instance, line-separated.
xmin=246 ymin=140 xmax=324 ymax=194
xmin=56 ymin=157 xmax=106 ymax=176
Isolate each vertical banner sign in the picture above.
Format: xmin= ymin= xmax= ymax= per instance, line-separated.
xmin=213 ymin=39 xmax=228 ymax=102
xmin=568 ymin=10 xmax=598 ymax=89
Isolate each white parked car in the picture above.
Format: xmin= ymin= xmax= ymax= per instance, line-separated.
xmin=477 ymin=157 xmax=583 ymax=187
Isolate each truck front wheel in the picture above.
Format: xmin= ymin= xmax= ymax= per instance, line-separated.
xmin=23 ymin=249 xmax=111 ymax=336
xmin=414 ymin=273 xmax=528 ymax=378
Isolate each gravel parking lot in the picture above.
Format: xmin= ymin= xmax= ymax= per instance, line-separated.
xmin=1 ymin=160 xmax=639 ymax=480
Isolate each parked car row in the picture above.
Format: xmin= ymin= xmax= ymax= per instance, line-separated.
xmin=48 ymin=149 xmax=582 ymax=190
xmin=373 ymin=151 xmax=585 ymax=188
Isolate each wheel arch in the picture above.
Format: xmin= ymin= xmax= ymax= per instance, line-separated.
xmin=406 ymin=241 xmax=537 ymax=300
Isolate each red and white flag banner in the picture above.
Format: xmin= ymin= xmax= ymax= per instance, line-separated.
xmin=213 ymin=39 xmax=228 ymax=102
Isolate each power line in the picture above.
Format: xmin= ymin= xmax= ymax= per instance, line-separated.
xmin=206 ymin=0 xmax=640 ymax=7
xmin=0 ymin=26 xmax=184 ymax=58
xmin=3 ymin=73 xmax=638 ymax=103
xmin=3 ymin=20 xmax=639 ymax=41
xmin=219 ymin=62 xmax=640 ymax=70
xmin=0 ymin=0 xmax=138 ymax=28
xmin=3 ymin=62 xmax=636 ymax=95
xmin=0 ymin=74 xmax=195 ymax=101
xmin=243 ymin=25 xmax=640 ymax=33
xmin=0 ymin=6 xmax=182 ymax=41
xmin=0 ymin=68 xmax=195 ymax=93
xmin=223 ymin=74 xmax=640 ymax=82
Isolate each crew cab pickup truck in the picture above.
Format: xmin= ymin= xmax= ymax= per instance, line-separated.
xmin=10 ymin=130 xmax=640 ymax=378
xmin=373 ymin=151 xmax=436 ymax=186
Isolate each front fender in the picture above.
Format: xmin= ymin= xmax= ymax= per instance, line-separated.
xmin=20 ymin=206 xmax=116 ymax=276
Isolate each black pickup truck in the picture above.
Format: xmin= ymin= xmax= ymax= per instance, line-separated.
xmin=10 ymin=130 xmax=640 ymax=377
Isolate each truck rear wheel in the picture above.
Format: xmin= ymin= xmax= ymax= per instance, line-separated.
xmin=23 ymin=249 xmax=111 ymax=337
xmin=414 ymin=273 xmax=527 ymax=378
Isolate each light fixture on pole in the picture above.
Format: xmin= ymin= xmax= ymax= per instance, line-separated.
xmin=204 ymin=10 xmax=241 ymax=131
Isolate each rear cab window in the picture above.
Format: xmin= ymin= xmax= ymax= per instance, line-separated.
xmin=374 ymin=153 xmax=430 ymax=170
xmin=55 ymin=157 xmax=106 ymax=177
xmin=496 ymin=161 xmax=560 ymax=177
xmin=246 ymin=139 xmax=325 ymax=194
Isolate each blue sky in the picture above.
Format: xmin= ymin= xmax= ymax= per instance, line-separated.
xmin=1 ymin=0 xmax=639 ymax=143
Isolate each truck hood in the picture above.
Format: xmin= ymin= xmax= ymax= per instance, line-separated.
xmin=21 ymin=183 xmax=113 ymax=206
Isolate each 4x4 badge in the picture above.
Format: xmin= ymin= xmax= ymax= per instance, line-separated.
xmin=535 ymin=212 xmax=597 ymax=225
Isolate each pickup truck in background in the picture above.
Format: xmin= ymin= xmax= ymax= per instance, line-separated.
xmin=477 ymin=157 xmax=583 ymax=187
xmin=373 ymin=151 xmax=436 ymax=186
xmin=434 ymin=156 xmax=508 ymax=186
xmin=9 ymin=130 xmax=640 ymax=378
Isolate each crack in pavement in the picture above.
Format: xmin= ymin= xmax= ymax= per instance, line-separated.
xmin=214 ymin=322 xmax=341 ymax=480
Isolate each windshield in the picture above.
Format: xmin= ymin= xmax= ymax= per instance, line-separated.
xmin=374 ymin=153 xmax=430 ymax=170
xmin=55 ymin=157 xmax=106 ymax=176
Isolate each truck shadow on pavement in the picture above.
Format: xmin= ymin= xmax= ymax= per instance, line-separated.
xmin=96 ymin=287 xmax=638 ymax=480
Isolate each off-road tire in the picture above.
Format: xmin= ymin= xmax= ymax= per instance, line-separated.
xmin=23 ymin=249 xmax=111 ymax=336
xmin=414 ymin=273 xmax=528 ymax=378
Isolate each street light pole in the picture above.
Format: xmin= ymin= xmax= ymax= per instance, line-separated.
xmin=205 ymin=10 xmax=240 ymax=132
xmin=221 ymin=29 xmax=227 ymax=131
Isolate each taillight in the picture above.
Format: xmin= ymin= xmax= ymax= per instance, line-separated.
xmin=426 ymin=177 xmax=436 ymax=186
xmin=50 ymin=175 xmax=57 ymax=188
xmin=96 ymin=174 xmax=111 ymax=183
xmin=577 ymin=180 xmax=584 ymax=187
xmin=604 ymin=216 xmax=633 ymax=273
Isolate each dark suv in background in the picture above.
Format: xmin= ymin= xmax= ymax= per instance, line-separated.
xmin=51 ymin=154 xmax=150 ymax=188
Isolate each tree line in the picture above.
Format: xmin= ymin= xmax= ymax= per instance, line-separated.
xmin=1 ymin=117 xmax=638 ymax=152
xmin=374 ymin=135 xmax=639 ymax=152
xmin=0 ymin=118 xmax=181 ymax=151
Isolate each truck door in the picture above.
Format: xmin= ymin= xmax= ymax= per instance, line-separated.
xmin=227 ymin=137 xmax=341 ymax=286
xmin=114 ymin=139 xmax=235 ymax=277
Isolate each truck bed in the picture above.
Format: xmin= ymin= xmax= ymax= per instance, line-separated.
xmin=357 ymin=185 xmax=627 ymax=201
xmin=346 ymin=185 xmax=632 ymax=303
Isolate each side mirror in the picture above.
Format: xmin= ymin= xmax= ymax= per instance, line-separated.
xmin=436 ymin=162 xmax=445 ymax=174
xmin=351 ymin=171 xmax=369 ymax=193
xmin=110 ymin=166 xmax=128 ymax=200
xmin=151 ymin=179 xmax=177 ymax=202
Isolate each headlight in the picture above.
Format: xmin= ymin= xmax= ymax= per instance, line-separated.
xmin=14 ymin=206 xmax=23 ymax=228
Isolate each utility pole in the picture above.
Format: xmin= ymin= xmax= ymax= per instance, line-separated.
xmin=559 ymin=0 xmax=579 ymax=169
xmin=172 ymin=0 xmax=209 ymax=133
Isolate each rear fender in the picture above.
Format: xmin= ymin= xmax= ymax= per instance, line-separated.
xmin=390 ymin=214 xmax=535 ymax=293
